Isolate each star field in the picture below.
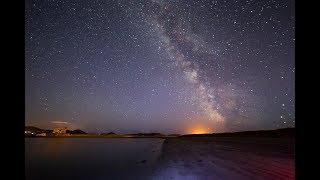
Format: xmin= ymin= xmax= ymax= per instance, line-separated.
xmin=25 ymin=0 xmax=295 ymax=133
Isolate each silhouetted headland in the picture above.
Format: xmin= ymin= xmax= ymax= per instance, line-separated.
xmin=25 ymin=126 xmax=294 ymax=139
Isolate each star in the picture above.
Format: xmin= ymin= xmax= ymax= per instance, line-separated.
xmin=25 ymin=0 xmax=295 ymax=133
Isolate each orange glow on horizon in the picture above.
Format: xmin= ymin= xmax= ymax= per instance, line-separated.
xmin=188 ymin=125 xmax=213 ymax=134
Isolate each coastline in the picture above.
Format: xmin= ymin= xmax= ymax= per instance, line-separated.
xmin=25 ymin=135 xmax=177 ymax=138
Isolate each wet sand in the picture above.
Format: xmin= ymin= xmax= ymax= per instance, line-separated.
xmin=152 ymin=137 xmax=295 ymax=180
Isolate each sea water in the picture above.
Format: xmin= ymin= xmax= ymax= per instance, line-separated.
xmin=25 ymin=138 xmax=164 ymax=180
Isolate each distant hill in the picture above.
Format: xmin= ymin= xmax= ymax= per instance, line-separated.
xmin=25 ymin=126 xmax=46 ymax=133
xmin=25 ymin=126 xmax=86 ymax=134
xmin=180 ymin=128 xmax=295 ymax=138
xmin=100 ymin=132 xmax=116 ymax=135
xmin=67 ymin=129 xmax=87 ymax=134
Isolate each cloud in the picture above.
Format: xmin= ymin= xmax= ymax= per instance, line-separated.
xmin=51 ymin=121 xmax=70 ymax=124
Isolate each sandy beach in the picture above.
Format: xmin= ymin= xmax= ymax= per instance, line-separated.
xmin=153 ymin=137 xmax=295 ymax=180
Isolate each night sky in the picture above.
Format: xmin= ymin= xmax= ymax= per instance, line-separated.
xmin=25 ymin=0 xmax=295 ymax=134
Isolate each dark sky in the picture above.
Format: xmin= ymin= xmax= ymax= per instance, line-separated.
xmin=25 ymin=0 xmax=295 ymax=134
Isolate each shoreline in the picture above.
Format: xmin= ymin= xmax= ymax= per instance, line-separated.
xmin=25 ymin=135 xmax=176 ymax=138
xmin=25 ymin=135 xmax=294 ymax=139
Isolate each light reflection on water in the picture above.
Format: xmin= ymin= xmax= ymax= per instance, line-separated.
xmin=25 ymin=138 xmax=164 ymax=180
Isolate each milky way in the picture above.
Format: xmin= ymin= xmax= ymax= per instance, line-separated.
xmin=25 ymin=0 xmax=295 ymax=133
xmin=147 ymin=1 xmax=225 ymax=131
